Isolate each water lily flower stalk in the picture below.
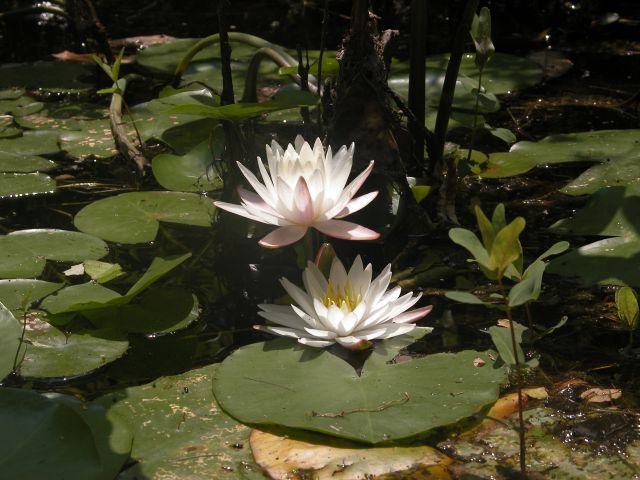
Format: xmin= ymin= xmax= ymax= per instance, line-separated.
xmin=214 ymin=136 xmax=380 ymax=248
xmin=256 ymin=255 xmax=433 ymax=349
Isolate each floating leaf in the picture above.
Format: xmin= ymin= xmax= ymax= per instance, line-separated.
xmin=0 ymin=229 xmax=109 ymax=279
xmin=250 ymin=428 xmax=451 ymax=480
xmin=0 ymin=129 xmax=60 ymax=156
xmin=0 ymin=172 xmax=56 ymax=198
xmin=0 ymin=62 xmax=95 ymax=93
xmin=579 ymin=388 xmax=622 ymax=403
xmin=20 ymin=319 xmax=129 ymax=378
xmin=445 ymin=290 xmax=487 ymax=305
xmin=95 ymin=364 xmax=262 ymax=480
xmin=0 ymin=302 xmax=23 ymax=380
xmin=0 ymin=388 xmax=132 ymax=480
xmin=74 ymin=192 xmax=215 ymax=243
xmin=481 ymin=130 xmax=640 ymax=187
xmin=0 ymin=152 xmax=56 ymax=173
xmin=152 ymin=140 xmax=222 ymax=192
xmin=83 ymin=260 xmax=124 ymax=284
xmin=59 ymin=119 xmax=118 ymax=159
xmin=0 ymin=279 xmax=63 ymax=316
xmin=213 ymin=338 xmax=506 ymax=444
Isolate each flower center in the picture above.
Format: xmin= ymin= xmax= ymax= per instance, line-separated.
xmin=323 ymin=281 xmax=361 ymax=311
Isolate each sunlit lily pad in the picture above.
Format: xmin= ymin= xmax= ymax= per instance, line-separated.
xmin=0 ymin=152 xmax=56 ymax=172
xmin=0 ymin=302 xmax=23 ymax=380
xmin=0 ymin=279 xmax=63 ymax=316
xmin=14 ymin=102 xmax=108 ymax=131
xmin=95 ymin=363 xmax=263 ymax=480
xmin=481 ymin=130 xmax=640 ymax=189
xmin=0 ymin=229 xmax=109 ymax=279
xmin=0 ymin=172 xmax=56 ymax=198
xmin=58 ymin=119 xmax=118 ymax=159
xmin=213 ymin=334 xmax=506 ymax=444
xmin=548 ymin=186 xmax=640 ymax=286
xmin=0 ymin=388 xmax=132 ymax=480
xmin=74 ymin=192 xmax=215 ymax=243
xmin=0 ymin=129 xmax=60 ymax=156
xmin=20 ymin=319 xmax=129 ymax=378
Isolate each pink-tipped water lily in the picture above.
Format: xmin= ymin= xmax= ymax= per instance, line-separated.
xmin=256 ymin=255 xmax=433 ymax=349
xmin=214 ymin=136 xmax=380 ymax=248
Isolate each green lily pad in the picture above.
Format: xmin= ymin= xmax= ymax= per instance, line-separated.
xmin=481 ymin=130 xmax=640 ymax=183
xmin=0 ymin=302 xmax=23 ymax=380
xmin=0 ymin=129 xmax=60 ymax=156
xmin=14 ymin=102 xmax=108 ymax=131
xmin=41 ymin=254 xmax=193 ymax=333
xmin=59 ymin=119 xmax=118 ymax=159
xmin=0 ymin=388 xmax=132 ymax=480
xmin=0 ymin=279 xmax=63 ymax=316
xmin=421 ymin=52 xmax=543 ymax=95
xmin=0 ymin=152 xmax=56 ymax=173
xmin=83 ymin=287 xmax=199 ymax=334
xmin=213 ymin=336 xmax=506 ymax=444
xmin=20 ymin=320 xmax=129 ymax=378
xmin=74 ymin=192 xmax=215 ymax=243
xmin=83 ymin=260 xmax=124 ymax=284
xmin=152 ymin=140 xmax=222 ymax=192
xmin=95 ymin=363 xmax=263 ymax=480
xmin=0 ymin=229 xmax=109 ymax=279
xmin=547 ymin=185 xmax=640 ymax=286
xmin=0 ymin=172 xmax=56 ymax=198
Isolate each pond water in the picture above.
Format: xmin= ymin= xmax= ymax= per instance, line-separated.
xmin=1 ymin=1 xmax=640 ymax=479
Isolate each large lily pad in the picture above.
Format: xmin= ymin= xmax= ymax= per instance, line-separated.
xmin=95 ymin=363 xmax=263 ymax=480
xmin=213 ymin=335 xmax=506 ymax=444
xmin=548 ymin=186 xmax=640 ymax=286
xmin=59 ymin=119 xmax=119 ymax=159
xmin=0 ymin=129 xmax=60 ymax=156
xmin=74 ymin=192 xmax=215 ymax=243
xmin=0 ymin=279 xmax=63 ymax=316
xmin=0 ymin=172 xmax=56 ymax=198
xmin=0 ymin=388 xmax=132 ymax=480
xmin=0 ymin=229 xmax=109 ymax=279
xmin=19 ymin=319 xmax=129 ymax=378
xmin=0 ymin=302 xmax=23 ymax=380
xmin=481 ymin=130 xmax=640 ymax=192
xmin=152 ymin=140 xmax=222 ymax=192
xmin=0 ymin=152 xmax=56 ymax=173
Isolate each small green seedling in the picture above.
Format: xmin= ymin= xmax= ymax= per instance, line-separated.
xmin=94 ymin=47 xmax=125 ymax=95
xmin=616 ymin=286 xmax=639 ymax=349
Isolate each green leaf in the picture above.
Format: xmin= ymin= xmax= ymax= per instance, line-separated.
xmin=152 ymin=140 xmax=222 ymax=192
xmin=96 ymin=364 xmax=262 ymax=479
xmin=83 ymin=287 xmax=199 ymax=334
xmin=508 ymin=260 xmax=547 ymax=307
xmin=0 ymin=229 xmax=109 ymax=279
xmin=0 ymin=152 xmax=56 ymax=173
xmin=83 ymin=260 xmax=124 ymax=284
xmin=491 ymin=203 xmax=507 ymax=232
xmin=488 ymin=322 xmax=527 ymax=365
xmin=445 ymin=290 xmax=487 ymax=305
xmin=616 ymin=287 xmax=639 ymax=331
xmin=474 ymin=205 xmax=495 ymax=250
xmin=548 ymin=236 xmax=640 ymax=287
xmin=549 ymin=186 xmax=640 ymax=238
xmin=489 ymin=127 xmax=516 ymax=145
xmin=0 ymin=388 xmax=132 ymax=480
xmin=213 ymin=340 xmax=506 ymax=444
xmin=481 ymin=130 xmax=640 ymax=184
xmin=449 ymin=228 xmax=491 ymax=269
xmin=74 ymin=192 xmax=215 ymax=244
xmin=489 ymin=217 xmax=525 ymax=278
xmin=0 ymin=279 xmax=63 ymax=316
xmin=20 ymin=321 xmax=129 ymax=378
xmin=168 ymin=96 xmax=317 ymax=120
xmin=0 ymin=302 xmax=23 ymax=380
xmin=0 ymin=172 xmax=56 ymax=198
xmin=59 ymin=119 xmax=118 ymax=159
xmin=125 ymin=253 xmax=191 ymax=297
xmin=534 ymin=241 xmax=570 ymax=263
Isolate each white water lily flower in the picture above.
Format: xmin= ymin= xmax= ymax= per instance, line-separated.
xmin=256 ymin=255 xmax=433 ymax=349
xmin=214 ymin=136 xmax=380 ymax=248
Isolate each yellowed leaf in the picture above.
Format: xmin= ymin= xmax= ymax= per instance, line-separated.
xmin=580 ymin=388 xmax=622 ymax=403
xmin=523 ymin=387 xmax=548 ymax=400
xmin=250 ymin=429 xmax=452 ymax=480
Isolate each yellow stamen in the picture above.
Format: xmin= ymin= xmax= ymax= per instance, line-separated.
xmin=323 ymin=281 xmax=361 ymax=311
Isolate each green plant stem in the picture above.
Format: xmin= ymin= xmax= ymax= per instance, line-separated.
xmin=498 ymin=278 xmax=527 ymax=478
xmin=12 ymin=311 xmax=28 ymax=372
xmin=302 ymin=230 xmax=317 ymax=264
xmin=465 ymin=67 xmax=484 ymax=164
xmin=629 ymin=329 xmax=634 ymax=351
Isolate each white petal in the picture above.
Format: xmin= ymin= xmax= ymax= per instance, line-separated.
xmin=293 ymin=177 xmax=314 ymax=225
xmin=314 ymin=220 xmax=380 ymax=241
xmin=333 ymin=191 xmax=378 ymax=218
xmin=303 ymin=327 xmax=337 ymax=339
xmin=257 ymin=304 xmax=303 ymax=329
xmin=328 ymin=257 xmax=348 ymax=291
xmin=394 ymin=305 xmax=433 ymax=324
xmin=254 ymin=324 xmax=306 ymax=340
xmin=298 ymin=338 xmax=336 ymax=348
xmin=215 ymin=201 xmax=273 ymax=224
xmin=259 ymin=226 xmax=308 ymax=248
xmin=303 ymin=263 xmax=328 ymax=299
xmin=291 ymin=304 xmax=321 ymax=329
xmin=281 ymin=278 xmax=316 ymax=316
xmin=236 ymin=161 xmax=272 ymax=201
